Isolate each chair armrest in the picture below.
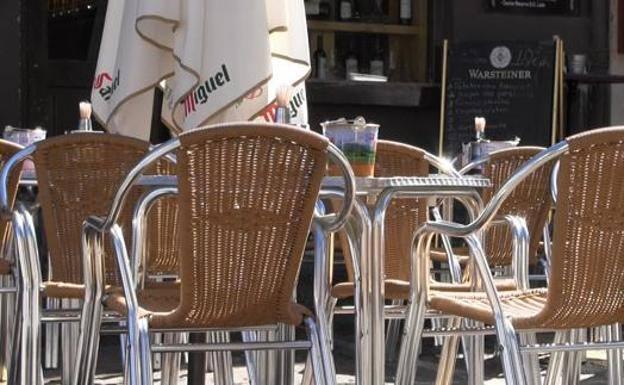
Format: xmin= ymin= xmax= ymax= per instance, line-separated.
xmin=102 ymin=138 xmax=180 ymax=231
xmin=131 ymin=187 xmax=178 ymax=289
xmin=488 ymin=215 xmax=530 ymax=290
xmin=315 ymin=143 xmax=356 ymax=233
xmin=550 ymin=161 xmax=560 ymax=206
xmin=0 ymin=146 xmax=35 ymax=217
xmin=427 ymin=141 xmax=568 ymax=239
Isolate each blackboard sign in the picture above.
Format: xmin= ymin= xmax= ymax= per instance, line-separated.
xmin=440 ymin=40 xmax=559 ymax=156
xmin=488 ymin=0 xmax=578 ymax=15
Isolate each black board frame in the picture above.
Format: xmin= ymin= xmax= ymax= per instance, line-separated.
xmin=438 ymin=39 xmax=563 ymax=157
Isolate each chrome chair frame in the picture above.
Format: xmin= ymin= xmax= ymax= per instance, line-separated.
xmin=75 ymin=124 xmax=356 ymax=385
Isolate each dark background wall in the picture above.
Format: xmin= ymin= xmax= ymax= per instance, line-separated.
xmin=0 ymin=1 xmax=24 ymax=127
xmin=0 ymin=0 xmax=613 ymax=148
xmin=431 ymin=0 xmax=607 ymax=70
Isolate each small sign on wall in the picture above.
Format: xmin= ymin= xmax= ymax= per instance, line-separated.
xmin=488 ymin=0 xmax=578 ymax=15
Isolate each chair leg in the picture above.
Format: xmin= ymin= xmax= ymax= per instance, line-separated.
xmin=243 ymin=330 xmax=261 ymax=385
xmin=566 ymin=329 xmax=585 ymax=385
xmin=305 ymin=317 xmax=331 ymax=385
xmin=71 ymin=298 xmax=99 ymax=385
xmin=44 ymin=297 xmax=60 ymax=370
xmin=209 ymin=331 xmax=234 ymax=385
xmin=385 ymin=300 xmax=404 ymax=361
xmin=166 ymin=333 xmax=183 ymax=385
xmin=60 ymin=298 xmax=81 ymax=385
xmin=301 ymin=357 xmax=314 ymax=385
xmin=326 ymin=297 xmax=337 ymax=350
xmin=434 ymin=318 xmax=460 ymax=385
xmin=430 ymin=317 xmax=445 ymax=347
xmin=135 ymin=317 xmax=152 ymax=385
xmin=544 ymin=331 xmax=568 ymax=385
xmin=467 ymin=321 xmax=484 ymax=385
xmin=0 ymin=280 xmax=9 ymax=381
xmin=275 ymin=323 xmax=296 ymax=385
xmin=7 ymin=285 xmax=23 ymax=385
xmin=395 ymin=293 xmax=426 ymax=385
xmin=519 ymin=332 xmax=541 ymax=385
xmin=608 ymin=324 xmax=623 ymax=385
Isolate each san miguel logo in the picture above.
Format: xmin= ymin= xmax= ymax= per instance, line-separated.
xmin=183 ymin=64 xmax=231 ymax=117
xmin=93 ymin=70 xmax=120 ymax=101
xmin=260 ymin=87 xmax=306 ymax=122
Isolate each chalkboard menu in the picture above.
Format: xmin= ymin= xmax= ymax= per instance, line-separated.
xmin=488 ymin=0 xmax=577 ymax=15
xmin=440 ymin=40 xmax=559 ymax=156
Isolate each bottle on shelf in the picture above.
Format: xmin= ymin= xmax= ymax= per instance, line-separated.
xmin=305 ymin=0 xmax=321 ymax=19
xmin=399 ymin=0 xmax=412 ymax=25
xmin=338 ymin=0 xmax=353 ymax=21
xmin=345 ymin=41 xmax=359 ymax=79
xmin=313 ymin=35 xmax=328 ymax=80
xmin=369 ymin=37 xmax=385 ymax=76
xmin=387 ymin=47 xmax=397 ymax=81
xmin=319 ymin=0 xmax=331 ymax=19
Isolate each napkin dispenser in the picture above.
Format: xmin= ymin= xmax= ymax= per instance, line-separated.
xmin=461 ymin=137 xmax=520 ymax=168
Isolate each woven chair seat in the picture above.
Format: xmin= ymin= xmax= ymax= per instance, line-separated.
xmin=105 ymin=286 xmax=181 ymax=316
xmin=429 ymin=246 xmax=470 ymax=265
xmin=429 ymin=289 xmax=548 ymax=329
xmin=44 ymin=282 xmax=121 ymax=299
xmin=0 ymin=259 xmax=10 ymax=275
xmin=43 ymin=281 xmax=178 ymax=299
xmin=105 ymin=287 xmax=312 ymax=329
xmin=331 ymin=278 xmax=518 ymax=300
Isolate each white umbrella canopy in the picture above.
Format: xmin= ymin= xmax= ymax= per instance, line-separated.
xmin=92 ymin=0 xmax=310 ymax=139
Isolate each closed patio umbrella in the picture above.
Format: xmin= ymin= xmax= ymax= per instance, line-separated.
xmin=92 ymin=0 xmax=310 ymax=139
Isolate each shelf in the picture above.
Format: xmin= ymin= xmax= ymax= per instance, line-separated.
xmin=306 ymin=80 xmax=439 ymax=108
xmin=307 ymin=20 xmax=419 ymax=35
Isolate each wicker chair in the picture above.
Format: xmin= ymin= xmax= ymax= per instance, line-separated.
xmin=0 ymin=140 xmax=25 ymax=385
xmin=397 ymin=127 xmax=624 ymax=385
xmin=77 ymin=123 xmax=355 ymax=385
xmin=0 ymin=133 xmax=182 ymax=385
xmin=431 ymin=147 xmax=554 ymax=280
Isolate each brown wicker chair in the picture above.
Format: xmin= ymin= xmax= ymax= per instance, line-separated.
xmin=0 ymin=133 xmax=183 ymax=385
xmin=397 ymin=127 xmax=624 ymax=385
xmin=79 ymin=123 xmax=354 ymax=385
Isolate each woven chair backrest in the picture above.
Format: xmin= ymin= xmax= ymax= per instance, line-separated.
xmin=532 ymin=127 xmax=624 ymax=328
xmin=338 ymin=140 xmax=429 ymax=283
xmin=34 ymin=133 xmax=150 ymax=286
xmin=144 ymin=160 xmax=179 ymax=277
xmin=375 ymin=141 xmax=429 ymax=282
xmin=0 ymin=140 xmax=24 ymax=252
xmin=480 ymin=147 xmax=554 ymax=266
xmin=164 ymin=125 xmax=329 ymax=328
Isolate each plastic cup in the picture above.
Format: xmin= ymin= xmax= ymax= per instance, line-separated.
xmin=322 ymin=118 xmax=379 ymax=177
xmin=3 ymin=126 xmax=47 ymax=172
